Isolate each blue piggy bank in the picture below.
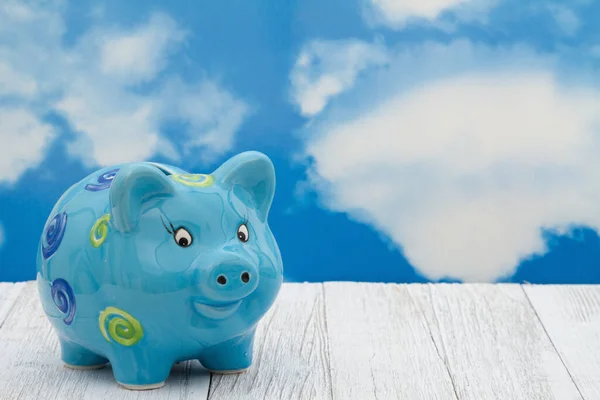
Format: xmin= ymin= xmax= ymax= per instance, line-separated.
xmin=35 ymin=151 xmax=283 ymax=390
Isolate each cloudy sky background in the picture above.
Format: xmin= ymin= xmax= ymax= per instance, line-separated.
xmin=2 ymin=0 xmax=600 ymax=283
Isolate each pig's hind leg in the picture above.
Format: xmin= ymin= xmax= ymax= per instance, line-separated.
xmin=198 ymin=329 xmax=255 ymax=374
xmin=110 ymin=352 xmax=174 ymax=391
xmin=60 ymin=339 xmax=109 ymax=370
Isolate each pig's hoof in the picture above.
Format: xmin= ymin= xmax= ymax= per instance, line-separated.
xmin=208 ymin=367 xmax=249 ymax=375
xmin=118 ymin=381 xmax=165 ymax=391
xmin=64 ymin=362 xmax=108 ymax=370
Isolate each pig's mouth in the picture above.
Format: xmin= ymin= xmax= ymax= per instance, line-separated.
xmin=192 ymin=300 xmax=241 ymax=320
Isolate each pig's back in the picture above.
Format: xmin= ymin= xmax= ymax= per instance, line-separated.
xmin=36 ymin=165 xmax=126 ymax=287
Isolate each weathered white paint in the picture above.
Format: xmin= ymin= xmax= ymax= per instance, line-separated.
xmin=410 ymin=283 xmax=582 ymax=400
xmin=209 ymin=283 xmax=332 ymax=400
xmin=1 ymin=281 xmax=599 ymax=400
xmin=324 ymin=282 xmax=458 ymax=400
xmin=0 ymin=281 xmax=26 ymax=327
xmin=524 ymin=284 xmax=600 ymax=400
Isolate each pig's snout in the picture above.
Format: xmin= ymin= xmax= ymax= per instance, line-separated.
xmin=196 ymin=253 xmax=259 ymax=302
xmin=211 ymin=259 xmax=257 ymax=293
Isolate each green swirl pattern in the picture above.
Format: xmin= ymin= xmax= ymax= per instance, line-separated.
xmin=172 ymin=173 xmax=214 ymax=187
xmin=99 ymin=307 xmax=144 ymax=347
xmin=90 ymin=214 xmax=111 ymax=248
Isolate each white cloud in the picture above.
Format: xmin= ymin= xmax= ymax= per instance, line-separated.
xmin=0 ymin=108 xmax=55 ymax=184
xmin=99 ymin=13 xmax=185 ymax=84
xmin=548 ymin=5 xmax=580 ymax=36
xmin=163 ymin=79 xmax=250 ymax=159
xmin=371 ymin=0 xmax=468 ymax=20
xmin=290 ymin=39 xmax=389 ymax=117
xmin=0 ymin=1 xmax=65 ymax=96
xmin=302 ymin=41 xmax=600 ymax=282
xmin=56 ymin=86 xmax=161 ymax=166
xmin=0 ymin=62 xmax=37 ymax=97
xmin=364 ymin=0 xmax=496 ymax=29
xmin=0 ymin=1 xmax=248 ymax=182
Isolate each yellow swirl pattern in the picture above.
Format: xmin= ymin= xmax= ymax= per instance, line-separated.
xmin=172 ymin=174 xmax=214 ymax=187
xmin=90 ymin=214 xmax=111 ymax=248
xmin=99 ymin=307 xmax=144 ymax=347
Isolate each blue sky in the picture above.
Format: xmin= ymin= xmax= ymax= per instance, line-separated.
xmin=2 ymin=0 xmax=600 ymax=283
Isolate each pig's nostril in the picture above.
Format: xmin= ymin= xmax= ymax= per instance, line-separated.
xmin=241 ymin=272 xmax=250 ymax=283
xmin=217 ymin=275 xmax=227 ymax=285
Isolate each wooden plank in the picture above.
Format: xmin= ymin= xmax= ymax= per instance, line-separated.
xmin=0 ymin=282 xmax=210 ymax=400
xmin=3 ymin=281 xmax=597 ymax=400
xmin=524 ymin=285 xmax=600 ymax=400
xmin=411 ymin=283 xmax=582 ymax=400
xmin=0 ymin=282 xmax=26 ymax=328
xmin=208 ymin=283 xmax=331 ymax=400
xmin=324 ymin=282 xmax=457 ymax=400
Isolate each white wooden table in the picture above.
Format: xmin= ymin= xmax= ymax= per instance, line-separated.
xmin=0 ymin=281 xmax=599 ymax=399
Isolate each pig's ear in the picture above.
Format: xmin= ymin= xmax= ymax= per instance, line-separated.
xmin=110 ymin=164 xmax=175 ymax=232
xmin=213 ymin=151 xmax=276 ymax=221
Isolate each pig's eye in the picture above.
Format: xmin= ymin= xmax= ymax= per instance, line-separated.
xmin=237 ymin=223 xmax=249 ymax=243
xmin=174 ymin=227 xmax=193 ymax=247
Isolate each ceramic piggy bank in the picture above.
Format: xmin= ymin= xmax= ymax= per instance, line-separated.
xmin=35 ymin=151 xmax=283 ymax=390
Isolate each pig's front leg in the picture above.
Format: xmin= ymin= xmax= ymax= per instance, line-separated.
xmin=60 ymin=338 xmax=109 ymax=370
xmin=198 ymin=329 xmax=256 ymax=374
xmin=110 ymin=351 xmax=174 ymax=390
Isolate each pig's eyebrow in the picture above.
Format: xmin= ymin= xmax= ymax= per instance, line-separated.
xmin=160 ymin=215 xmax=173 ymax=234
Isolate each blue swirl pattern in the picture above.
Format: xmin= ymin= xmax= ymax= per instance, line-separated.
xmin=42 ymin=212 xmax=67 ymax=260
xmin=51 ymin=278 xmax=76 ymax=325
xmin=85 ymin=168 xmax=120 ymax=192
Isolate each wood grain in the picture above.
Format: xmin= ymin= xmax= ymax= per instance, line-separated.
xmin=208 ymin=283 xmax=332 ymax=400
xmin=524 ymin=285 xmax=600 ymax=400
xmin=1 ymin=281 xmax=596 ymax=400
xmin=0 ymin=282 xmax=210 ymax=400
xmin=324 ymin=282 xmax=458 ymax=400
xmin=411 ymin=283 xmax=582 ymax=400
xmin=0 ymin=281 xmax=26 ymax=328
